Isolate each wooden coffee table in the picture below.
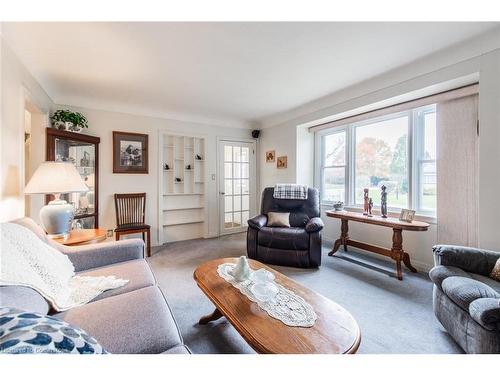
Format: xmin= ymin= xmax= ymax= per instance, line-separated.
xmin=193 ymin=258 xmax=361 ymax=354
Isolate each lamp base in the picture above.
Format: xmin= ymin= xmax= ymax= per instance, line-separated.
xmin=40 ymin=198 xmax=74 ymax=239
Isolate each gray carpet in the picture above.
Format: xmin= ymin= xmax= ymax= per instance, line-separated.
xmin=148 ymin=233 xmax=463 ymax=354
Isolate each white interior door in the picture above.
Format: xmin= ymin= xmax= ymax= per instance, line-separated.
xmin=219 ymin=140 xmax=256 ymax=235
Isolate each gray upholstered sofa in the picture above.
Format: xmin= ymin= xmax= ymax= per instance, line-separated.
xmin=430 ymin=244 xmax=500 ymax=353
xmin=0 ymin=218 xmax=190 ymax=354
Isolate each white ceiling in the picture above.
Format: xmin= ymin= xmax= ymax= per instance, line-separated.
xmin=2 ymin=22 xmax=498 ymax=128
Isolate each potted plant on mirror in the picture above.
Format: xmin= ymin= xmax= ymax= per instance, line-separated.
xmin=50 ymin=110 xmax=89 ymax=133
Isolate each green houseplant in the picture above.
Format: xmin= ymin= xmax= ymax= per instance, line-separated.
xmin=50 ymin=110 xmax=89 ymax=132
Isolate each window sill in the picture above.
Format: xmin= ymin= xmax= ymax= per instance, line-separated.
xmin=320 ymin=203 xmax=436 ymax=225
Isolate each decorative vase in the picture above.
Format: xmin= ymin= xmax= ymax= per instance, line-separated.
xmin=228 ymin=256 xmax=251 ymax=282
xmin=64 ymin=122 xmax=82 ymax=133
xmin=53 ymin=121 xmax=66 ymax=130
xmin=333 ymin=201 xmax=344 ymax=211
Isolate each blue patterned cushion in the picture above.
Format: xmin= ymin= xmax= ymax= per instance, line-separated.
xmin=0 ymin=307 xmax=107 ymax=354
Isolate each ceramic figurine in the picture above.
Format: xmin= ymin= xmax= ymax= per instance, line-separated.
xmin=228 ymin=256 xmax=251 ymax=282
xmin=363 ymin=188 xmax=369 ymax=215
xmin=368 ymin=198 xmax=373 ymax=217
xmin=380 ymin=185 xmax=388 ymax=218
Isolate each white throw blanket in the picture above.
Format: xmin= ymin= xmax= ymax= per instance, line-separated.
xmin=0 ymin=223 xmax=128 ymax=311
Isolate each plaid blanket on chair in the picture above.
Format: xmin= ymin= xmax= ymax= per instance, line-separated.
xmin=273 ymin=184 xmax=308 ymax=200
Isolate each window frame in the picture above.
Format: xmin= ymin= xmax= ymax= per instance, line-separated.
xmin=315 ymin=104 xmax=437 ymax=217
xmin=319 ymin=127 xmax=348 ymax=204
xmin=412 ymin=105 xmax=437 ymax=216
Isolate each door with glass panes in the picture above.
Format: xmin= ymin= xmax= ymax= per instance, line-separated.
xmin=219 ymin=140 xmax=256 ymax=235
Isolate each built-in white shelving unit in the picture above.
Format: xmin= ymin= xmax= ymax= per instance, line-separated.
xmin=158 ymin=132 xmax=207 ymax=244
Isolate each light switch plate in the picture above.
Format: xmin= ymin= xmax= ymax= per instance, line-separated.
xmin=107 ymin=229 xmax=113 ymax=238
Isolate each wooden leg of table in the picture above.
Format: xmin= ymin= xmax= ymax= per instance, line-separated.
xmin=115 ymin=232 xmax=120 ymax=241
xmin=329 ymin=239 xmax=342 ymax=256
xmin=341 ymin=219 xmax=349 ymax=252
xmin=403 ymin=252 xmax=417 ymax=273
xmin=329 ymin=219 xmax=349 ymax=256
xmin=391 ymin=228 xmax=404 ymax=280
xmin=198 ymin=308 xmax=223 ymax=325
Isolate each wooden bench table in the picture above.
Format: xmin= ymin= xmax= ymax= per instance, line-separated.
xmin=325 ymin=210 xmax=429 ymax=280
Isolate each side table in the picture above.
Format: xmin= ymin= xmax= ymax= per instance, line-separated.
xmin=53 ymin=228 xmax=107 ymax=246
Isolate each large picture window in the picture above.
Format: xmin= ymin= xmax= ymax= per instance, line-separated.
xmin=321 ymin=131 xmax=346 ymax=203
xmin=317 ymin=104 xmax=437 ymax=216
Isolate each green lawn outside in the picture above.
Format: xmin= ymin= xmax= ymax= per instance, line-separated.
xmin=324 ymin=185 xmax=436 ymax=210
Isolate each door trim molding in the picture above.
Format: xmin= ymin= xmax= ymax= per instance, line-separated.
xmin=216 ymin=137 xmax=257 ymax=237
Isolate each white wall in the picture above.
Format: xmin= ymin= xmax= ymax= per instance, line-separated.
xmin=259 ymin=122 xmax=297 ymax=188
xmin=54 ymin=105 xmax=254 ymax=246
xmin=1 ymin=35 xmax=255 ymax=246
xmin=0 ymin=36 xmax=53 ymax=222
xmin=259 ymin=30 xmax=500 ymax=270
xmin=478 ymin=50 xmax=500 ymax=249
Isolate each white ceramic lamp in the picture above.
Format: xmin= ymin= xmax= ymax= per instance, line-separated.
xmin=25 ymin=161 xmax=89 ymax=239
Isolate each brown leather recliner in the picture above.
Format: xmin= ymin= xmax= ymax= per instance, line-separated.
xmin=247 ymin=187 xmax=323 ymax=268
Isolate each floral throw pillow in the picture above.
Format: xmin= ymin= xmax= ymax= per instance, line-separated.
xmin=490 ymin=258 xmax=500 ymax=282
xmin=0 ymin=307 xmax=107 ymax=354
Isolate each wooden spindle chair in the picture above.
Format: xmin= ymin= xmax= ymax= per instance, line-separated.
xmin=114 ymin=193 xmax=151 ymax=257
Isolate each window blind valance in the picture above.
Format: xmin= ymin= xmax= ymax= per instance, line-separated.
xmin=309 ymin=84 xmax=479 ymax=132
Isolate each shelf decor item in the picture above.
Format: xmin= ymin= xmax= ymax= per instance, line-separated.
xmin=195 ymin=154 xmax=203 ymax=160
xmin=50 ymin=110 xmax=88 ymax=133
xmin=113 ymin=131 xmax=149 ymax=174
xmin=24 ymin=162 xmax=89 ymax=239
xmin=363 ymin=188 xmax=369 ymax=216
xmin=227 ymin=256 xmax=251 ymax=282
xmin=399 ymin=209 xmax=416 ymax=223
xmin=333 ymin=201 xmax=344 ymax=211
xmin=380 ymin=185 xmax=388 ymax=218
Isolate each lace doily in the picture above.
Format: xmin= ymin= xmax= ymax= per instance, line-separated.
xmin=217 ymin=263 xmax=317 ymax=327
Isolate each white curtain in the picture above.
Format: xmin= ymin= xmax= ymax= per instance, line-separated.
xmin=436 ymin=94 xmax=479 ymax=246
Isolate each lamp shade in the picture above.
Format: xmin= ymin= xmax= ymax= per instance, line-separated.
xmin=25 ymin=161 xmax=89 ymax=194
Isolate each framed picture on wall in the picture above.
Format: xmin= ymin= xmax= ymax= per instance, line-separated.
xmin=266 ymin=150 xmax=276 ymax=163
xmin=113 ymin=131 xmax=149 ymax=174
xmin=277 ymin=155 xmax=287 ymax=169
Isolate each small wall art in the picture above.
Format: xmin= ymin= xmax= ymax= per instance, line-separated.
xmin=113 ymin=131 xmax=149 ymax=174
xmin=277 ymin=155 xmax=288 ymax=169
xmin=266 ymin=150 xmax=275 ymax=163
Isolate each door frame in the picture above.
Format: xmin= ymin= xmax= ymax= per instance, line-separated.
xmin=216 ymin=136 xmax=257 ymax=236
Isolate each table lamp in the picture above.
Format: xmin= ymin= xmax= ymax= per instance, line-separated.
xmin=25 ymin=161 xmax=89 ymax=239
